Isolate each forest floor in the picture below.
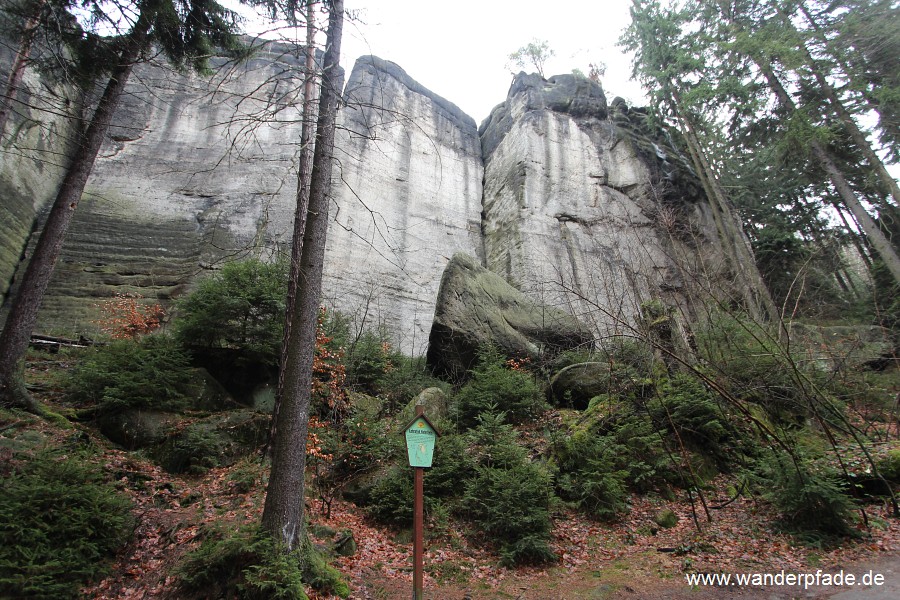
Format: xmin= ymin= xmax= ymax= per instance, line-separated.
xmin=70 ymin=424 xmax=900 ymax=600
xmin=13 ymin=353 xmax=900 ymax=600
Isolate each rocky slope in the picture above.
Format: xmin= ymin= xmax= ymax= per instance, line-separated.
xmin=1 ymin=43 xmax=756 ymax=352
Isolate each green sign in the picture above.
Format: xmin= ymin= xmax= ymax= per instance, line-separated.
xmin=404 ymin=417 xmax=437 ymax=468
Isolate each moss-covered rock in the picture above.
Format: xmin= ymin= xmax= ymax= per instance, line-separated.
xmin=153 ymin=409 xmax=269 ymax=474
xmin=548 ymin=362 xmax=612 ymax=409
xmin=426 ymin=253 xmax=592 ymax=379
xmin=98 ymin=410 xmax=182 ymax=450
xmin=398 ymin=387 xmax=448 ymax=425
xmin=653 ymin=508 xmax=678 ymax=529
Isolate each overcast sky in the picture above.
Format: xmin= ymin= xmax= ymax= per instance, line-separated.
xmin=243 ymin=0 xmax=647 ymax=126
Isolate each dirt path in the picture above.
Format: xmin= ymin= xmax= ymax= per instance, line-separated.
xmin=340 ymin=552 xmax=900 ymax=599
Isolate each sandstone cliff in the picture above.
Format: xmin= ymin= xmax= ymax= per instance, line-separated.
xmin=479 ymin=73 xmax=731 ymax=340
xmin=1 ymin=44 xmax=757 ymax=352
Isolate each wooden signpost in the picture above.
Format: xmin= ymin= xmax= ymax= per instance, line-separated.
xmin=401 ymin=405 xmax=440 ymax=600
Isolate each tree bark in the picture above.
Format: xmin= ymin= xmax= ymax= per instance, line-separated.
xmin=261 ymin=0 xmax=344 ymax=551
xmin=269 ymin=0 xmax=319 ymax=453
xmin=0 ymin=23 xmax=148 ymax=410
xmin=669 ymin=90 xmax=780 ymax=323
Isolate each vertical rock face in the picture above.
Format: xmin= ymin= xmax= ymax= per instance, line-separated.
xmin=2 ymin=43 xmax=755 ymax=353
xmin=325 ymin=57 xmax=483 ymax=354
xmin=1 ymin=48 xmax=484 ymax=352
xmin=5 ymin=40 xmax=310 ymax=328
xmin=479 ymin=73 xmax=727 ymax=338
xmin=0 ymin=41 xmax=79 ymax=303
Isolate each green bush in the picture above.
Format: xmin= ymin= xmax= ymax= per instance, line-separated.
xmin=424 ymin=433 xmax=477 ymax=498
xmin=175 ymin=525 xmax=348 ymax=599
xmin=175 ymin=259 xmax=287 ymax=363
xmin=159 ymin=424 xmax=228 ymax=475
xmin=453 ymin=348 xmax=545 ymax=428
xmin=553 ymin=430 xmax=631 ymax=521
xmin=650 ymin=374 xmax=736 ymax=469
xmin=0 ymin=451 xmax=134 ymax=598
xmin=461 ymin=413 xmax=556 ymax=566
xmin=375 ymin=355 xmax=448 ymax=412
xmin=66 ymin=334 xmax=193 ymax=417
xmin=363 ymin=435 xmax=473 ymax=529
xmin=757 ymin=451 xmax=856 ymax=537
xmin=345 ymin=329 xmax=398 ymax=393
xmin=365 ymin=465 xmax=415 ymax=528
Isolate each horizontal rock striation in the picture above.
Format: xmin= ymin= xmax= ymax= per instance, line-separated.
xmin=2 ymin=41 xmax=758 ymax=357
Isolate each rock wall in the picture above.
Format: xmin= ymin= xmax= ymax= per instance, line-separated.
xmin=1 ymin=47 xmax=483 ymax=353
xmin=324 ymin=56 xmax=483 ymax=354
xmin=479 ymin=73 xmax=729 ymax=339
xmin=1 ymin=44 xmax=756 ymax=353
xmin=0 ymin=39 xmax=80 ymax=305
xmin=12 ymin=41 xmax=310 ymax=330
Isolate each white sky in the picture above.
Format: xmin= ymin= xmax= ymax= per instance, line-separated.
xmin=339 ymin=0 xmax=646 ymax=124
xmin=240 ymin=0 xmax=647 ymax=126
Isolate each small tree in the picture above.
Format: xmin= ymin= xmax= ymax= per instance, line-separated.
xmin=507 ymin=38 xmax=555 ymax=77
xmin=174 ymin=259 xmax=287 ymax=362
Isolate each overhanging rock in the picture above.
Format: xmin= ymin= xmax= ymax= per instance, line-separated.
xmin=426 ymin=253 xmax=592 ymax=379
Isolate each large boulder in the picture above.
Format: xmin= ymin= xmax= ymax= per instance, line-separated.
xmin=426 ymin=253 xmax=592 ymax=379
xmin=398 ymin=387 xmax=449 ymax=425
xmin=547 ymin=362 xmax=612 ymax=410
xmin=152 ymin=409 xmax=269 ymax=475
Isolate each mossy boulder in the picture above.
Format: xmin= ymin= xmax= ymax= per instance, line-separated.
xmin=548 ymin=362 xmax=612 ymax=409
xmin=98 ymin=410 xmax=183 ymax=450
xmin=426 ymin=253 xmax=592 ymax=379
xmin=398 ymin=387 xmax=448 ymax=425
xmin=653 ymin=509 xmax=678 ymax=529
xmin=153 ymin=409 xmax=269 ymax=474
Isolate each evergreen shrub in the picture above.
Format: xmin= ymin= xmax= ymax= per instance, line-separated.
xmin=174 ymin=259 xmax=287 ymax=363
xmin=0 ymin=451 xmax=134 ymax=598
xmin=175 ymin=525 xmax=348 ymax=599
xmin=650 ymin=374 xmax=736 ymax=468
xmin=554 ymin=430 xmax=630 ymax=520
xmin=461 ymin=413 xmax=555 ymax=566
xmin=65 ymin=334 xmax=193 ymax=418
xmin=365 ymin=465 xmax=414 ymax=528
xmin=758 ymin=450 xmax=856 ymax=537
xmin=453 ymin=348 xmax=545 ymax=428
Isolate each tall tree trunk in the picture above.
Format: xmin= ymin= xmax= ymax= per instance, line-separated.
xmin=261 ymin=0 xmax=343 ymax=552
xmin=776 ymin=6 xmax=900 ymax=208
xmin=669 ymin=89 xmax=780 ymax=322
xmin=0 ymin=0 xmax=45 ymax=141
xmin=752 ymin=59 xmax=900 ymax=284
xmin=269 ymin=0 xmax=318 ymax=453
xmin=0 ymin=25 xmax=147 ymax=410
